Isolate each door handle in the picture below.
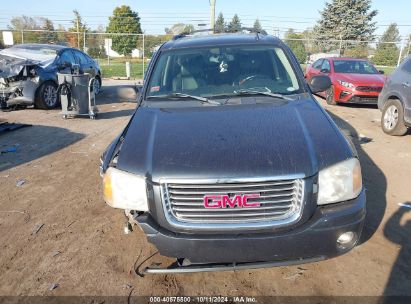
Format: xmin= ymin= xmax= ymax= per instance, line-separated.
xmin=403 ymin=82 xmax=411 ymax=87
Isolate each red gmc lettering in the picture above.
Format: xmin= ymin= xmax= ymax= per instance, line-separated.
xmin=203 ymin=194 xmax=261 ymax=208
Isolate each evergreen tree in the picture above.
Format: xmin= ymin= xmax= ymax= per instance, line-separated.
xmin=215 ymin=12 xmax=226 ymax=33
xmin=38 ymin=18 xmax=58 ymax=44
xmin=253 ymin=19 xmax=262 ymax=32
xmin=228 ymin=14 xmax=241 ymax=33
xmin=107 ymin=5 xmax=142 ymax=56
xmin=314 ymin=0 xmax=377 ymax=51
xmin=68 ymin=10 xmax=88 ymax=49
xmin=373 ymin=23 xmax=400 ymax=66
xmin=284 ymin=29 xmax=307 ymax=64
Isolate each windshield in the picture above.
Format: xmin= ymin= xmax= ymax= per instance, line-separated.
xmin=1 ymin=45 xmax=58 ymax=62
xmin=333 ymin=60 xmax=378 ymax=75
xmin=146 ymin=45 xmax=301 ymax=99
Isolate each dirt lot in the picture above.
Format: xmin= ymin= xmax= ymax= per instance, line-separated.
xmin=0 ymin=80 xmax=410 ymax=297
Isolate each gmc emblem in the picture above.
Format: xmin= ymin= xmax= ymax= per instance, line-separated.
xmin=203 ymin=194 xmax=261 ymax=209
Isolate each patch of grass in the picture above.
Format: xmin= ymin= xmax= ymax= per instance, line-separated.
xmin=99 ymin=62 xmax=146 ymax=79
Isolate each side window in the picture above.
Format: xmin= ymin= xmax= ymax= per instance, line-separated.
xmin=402 ymin=57 xmax=411 ymax=73
xmin=313 ymin=59 xmax=323 ymax=70
xmin=59 ymin=50 xmax=75 ymax=64
xmin=321 ymin=60 xmax=331 ymax=72
xmin=74 ymin=51 xmax=90 ymax=65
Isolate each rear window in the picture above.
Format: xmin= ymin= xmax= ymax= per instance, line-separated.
xmin=147 ymin=45 xmax=301 ymax=98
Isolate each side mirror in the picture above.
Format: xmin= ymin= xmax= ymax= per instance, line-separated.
xmin=379 ymin=70 xmax=385 ymax=75
xmin=58 ymin=61 xmax=72 ymax=70
xmin=320 ymin=68 xmax=330 ymax=74
xmin=309 ymin=75 xmax=332 ymax=93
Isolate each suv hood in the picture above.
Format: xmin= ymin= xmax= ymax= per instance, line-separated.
xmin=117 ymin=98 xmax=353 ymax=183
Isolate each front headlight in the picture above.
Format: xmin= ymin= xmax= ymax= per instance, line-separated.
xmin=337 ymin=80 xmax=355 ymax=90
xmin=103 ymin=167 xmax=148 ymax=211
xmin=317 ymin=158 xmax=362 ymax=205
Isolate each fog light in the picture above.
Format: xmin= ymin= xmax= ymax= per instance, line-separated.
xmin=337 ymin=232 xmax=357 ymax=250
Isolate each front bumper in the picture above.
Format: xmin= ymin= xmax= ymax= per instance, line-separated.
xmin=0 ymin=79 xmax=37 ymax=108
xmin=136 ymin=190 xmax=366 ymax=264
xmin=336 ymin=88 xmax=380 ymax=104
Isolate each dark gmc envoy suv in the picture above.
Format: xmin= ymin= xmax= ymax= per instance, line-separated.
xmin=101 ymin=31 xmax=366 ymax=273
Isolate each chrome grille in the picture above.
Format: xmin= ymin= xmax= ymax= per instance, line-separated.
xmin=161 ymin=178 xmax=304 ymax=230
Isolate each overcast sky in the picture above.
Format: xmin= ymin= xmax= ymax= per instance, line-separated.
xmin=1 ymin=0 xmax=410 ymax=38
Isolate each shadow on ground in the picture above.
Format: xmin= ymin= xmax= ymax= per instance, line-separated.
xmin=326 ymin=110 xmax=387 ymax=244
xmin=0 ymin=125 xmax=85 ymax=172
xmin=97 ymin=109 xmax=135 ymax=120
xmin=383 ymin=202 xmax=411 ymax=297
xmin=98 ymin=84 xmax=139 ymax=105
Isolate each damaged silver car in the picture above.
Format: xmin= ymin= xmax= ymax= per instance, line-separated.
xmin=0 ymin=44 xmax=101 ymax=110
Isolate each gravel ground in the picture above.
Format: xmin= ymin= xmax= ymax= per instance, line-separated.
xmin=0 ymin=80 xmax=410 ymax=297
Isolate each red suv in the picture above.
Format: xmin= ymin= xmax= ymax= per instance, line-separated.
xmin=305 ymin=57 xmax=386 ymax=105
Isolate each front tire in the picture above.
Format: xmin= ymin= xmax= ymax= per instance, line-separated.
xmin=381 ymin=99 xmax=408 ymax=136
xmin=35 ymin=81 xmax=59 ymax=109
xmin=325 ymin=85 xmax=337 ymax=105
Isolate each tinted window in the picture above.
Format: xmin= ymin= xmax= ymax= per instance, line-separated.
xmin=313 ymin=59 xmax=323 ymax=69
xmin=147 ymin=45 xmax=301 ymax=98
xmin=74 ymin=51 xmax=90 ymax=65
xmin=59 ymin=50 xmax=75 ymax=64
xmin=402 ymin=57 xmax=411 ymax=73
xmin=333 ymin=60 xmax=378 ymax=74
xmin=321 ymin=60 xmax=331 ymax=71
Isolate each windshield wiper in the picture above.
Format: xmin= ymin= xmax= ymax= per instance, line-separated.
xmin=233 ymin=88 xmax=293 ymax=100
xmin=147 ymin=93 xmax=223 ymax=105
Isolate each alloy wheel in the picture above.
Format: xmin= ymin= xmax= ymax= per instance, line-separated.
xmin=44 ymin=84 xmax=58 ymax=107
xmin=383 ymin=105 xmax=399 ymax=131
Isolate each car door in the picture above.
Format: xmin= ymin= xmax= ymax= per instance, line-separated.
xmin=74 ymin=50 xmax=96 ymax=76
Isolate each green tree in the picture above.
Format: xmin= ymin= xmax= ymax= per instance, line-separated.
xmin=284 ymin=29 xmax=307 ymax=64
xmin=373 ymin=23 xmax=400 ymax=66
xmin=144 ymin=35 xmax=172 ymax=57
xmin=165 ymin=23 xmax=194 ymax=35
xmin=253 ymin=18 xmax=262 ymax=32
xmin=106 ymin=5 xmax=142 ymax=56
xmin=38 ymin=18 xmax=58 ymax=44
xmin=344 ymin=45 xmax=369 ymax=59
xmin=87 ymin=26 xmax=106 ymax=58
xmin=228 ymin=14 xmax=241 ymax=33
xmin=68 ymin=10 xmax=88 ymax=49
xmin=215 ymin=12 xmax=226 ymax=33
xmin=314 ymin=0 xmax=377 ymax=52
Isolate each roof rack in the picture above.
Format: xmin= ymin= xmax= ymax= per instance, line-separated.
xmin=172 ymin=27 xmax=268 ymax=40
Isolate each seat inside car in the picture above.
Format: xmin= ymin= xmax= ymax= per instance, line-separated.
xmin=172 ymin=56 xmax=205 ymax=91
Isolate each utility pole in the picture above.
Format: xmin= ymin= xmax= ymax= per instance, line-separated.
xmin=398 ymin=39 xmax=405 ymax=67
xmin=77 ymin=18 xmax=80 ymax=49
xmin=209 ymin=0 xmax=216 ymax=32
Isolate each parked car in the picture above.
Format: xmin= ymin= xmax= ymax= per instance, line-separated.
xmin=378 ymin=55 xmax=411 ymax=136
xmin=0 ymin=44 xmax=101 ymax=110
xmin=100 ymin=31 xmax=365 ymax=273
xmin=305 ymin=57 xmax=385 ymax=105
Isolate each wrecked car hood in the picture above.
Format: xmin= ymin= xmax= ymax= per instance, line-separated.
xmin=116 ymin=98 xmax=354 ymax=183
xmin=0 ymin=51 xmax=53 ymax=78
